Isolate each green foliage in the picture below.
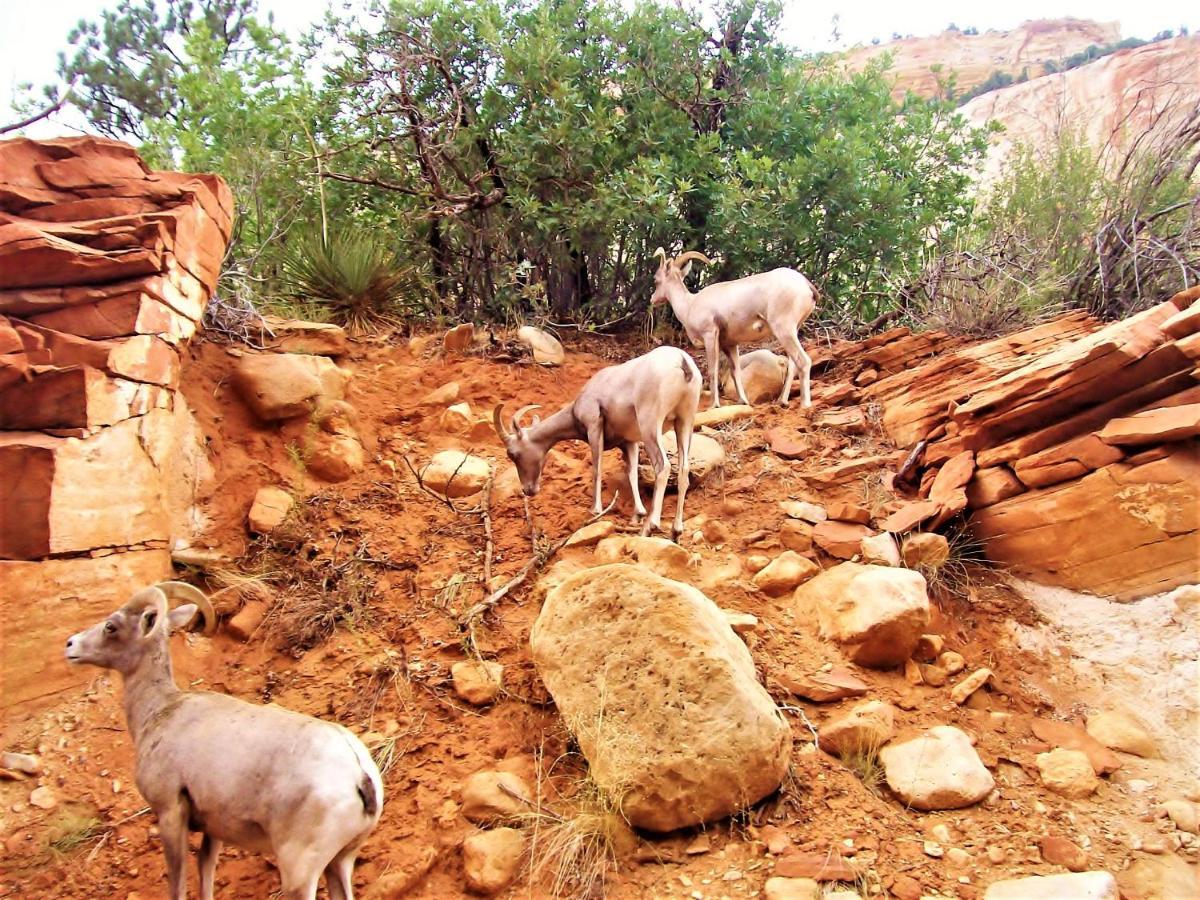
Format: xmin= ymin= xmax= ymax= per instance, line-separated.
xmin=30 ymin=0 xmax=992 ymax=327
xmin=48 ymin=0 xmax=261 ymax=140
xmin=280 ymin=227 xmax=422 ymax=333
xmin=319 ymin=0 xmax=989 ymax=324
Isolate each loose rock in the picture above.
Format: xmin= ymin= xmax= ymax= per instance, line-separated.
xmin=1085 ymin=710 xmax=1158 ymax=758
xmin=451 ymin=661 xmax=504 ymax=706
xmin=780 ymin=519 xmax=814 ymax=553
xmin=938 ymin=650 xmax=966 ymax=675
xmin=880 ymin=726 xmax=995 ymax=810
xmin=594 ymin=535 xmax=690 ymax=580
xmin=813 ymin=521 xmax=874 ymax=559
xmin=1162 ymin=799 xmax=1200 ymax=834
xmin=441 ymin=402 xmax=473 ymax=434
xmin=461 ymin=771 xmax=532 ymax=824
xmin=774 ymin=852 xmax=857 ymax=881
xmin=564 ymin=520 xmax=616 ymax=548
xmin=817 ymin=700 xmax=897 ymax=757
xmin=443 ymin=323 xmax=474 ymax=354
xmin=463 ymin=827 xmax=525 ymax=894
xmin=232 ymin=353 xmax=350 ymax=422
xmin=247 ymin=486 xmax=293 ymax=534
xmin=763 ymin=876 xmax=821 ymax=900
xmin=1039 ymin=835 xmax=1089 ymax=872
xmin=29 ymin=786 xmax=56 ymax=810
xmin=1030 ymin=718 xmax=1122 ymax=776
xmin=778 ymin=666 xmax=869 ymax=703
xmin=530 ymin=564 xmax=791 ymax=831
xmin=226 ymin=598 xmax=269 ymax=642
xmin=694 ymin=404 xmax=754 ymax=428
xmin=1036 ymin=749 xmax=1100 ymax=799
xmin=752 ymin=551 xmax=820 ymax=596
xmin=780 ymin=501 xmax=827 ymax=523
xmin=983 ymin=871 xmax=1118 ymax=900
xmin=515 ymin=325 xmax=564 ymax=366
xmin=951 ymin=668 xmax=992 ymax=705
xmin=860 ymin=532 xmax=900 ymax=567
xmin=798 ymin=562 xmax=930 ymax=668
xmin=422 ymin=451 xmax=491 ymax=498
xmin=0 ymin=752 xmax=39 ymax=775
xmin=900 ymin=532 xmax=950 ymax=569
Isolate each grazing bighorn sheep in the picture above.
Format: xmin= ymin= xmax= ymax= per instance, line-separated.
xmin=64 ymin=582 xmax=383 ymax=900
xmin=650 ymin=248 xmax=818 ymax=408
xmin=494 ymin=345 xmax=701 ymax=538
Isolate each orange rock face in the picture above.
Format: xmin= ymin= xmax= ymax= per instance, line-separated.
xmin=845 ymin=19 xmax=1121 ymax=101
xmin=864 ymin=287 xmax=1200 ymax=600
xmin=0 ymin=137 xmax=229 ymax=711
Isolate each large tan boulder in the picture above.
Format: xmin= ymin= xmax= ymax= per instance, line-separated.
xmin=247 ymin=486 xmax=293 ymax=533
xmin=721 ymin=348 xmax=786 ymax=403
xmin=1117 ymin=854 xmax=1197 ymax=900
xmin=530 ymin=564 xmax=791 ymax=832
xmin=422 ymin=451 xmax=491 ymax=498
xmin=232 ymin=353 xmax=350 ymax=422
xmin=797 ymin=562 xmax=930 ymax=667
xmin=638 ymin=430 xmax=725 ymax=487
xmin=881 ymin=726 xmax=994 ymax=811
xmin=516 ymin=325 xmax=564 ymax=366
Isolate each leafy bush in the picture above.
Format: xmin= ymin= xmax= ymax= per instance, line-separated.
xmin=280 ymin=227 xmax=422 ymax=334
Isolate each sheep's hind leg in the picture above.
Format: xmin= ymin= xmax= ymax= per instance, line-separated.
xmin=277 ymin=845 xmax=324 ymax=900
xmin=157 ymin=801 xmax=191 ymax=900
xmin=624 ymin=442 xmax=646 ymax=524
xmin=198 ymin=833 xmax=222 ymax=900
xmin=641 ymin=427 xmax=670 ymax=536
xmin=324 ymin=846 xmax=358 ymax=900
xmin=725 ymin=344 xmax=751 ymax=406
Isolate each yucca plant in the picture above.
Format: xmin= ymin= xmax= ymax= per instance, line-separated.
xmin=280 ymin=226 xmax=416 ymax=334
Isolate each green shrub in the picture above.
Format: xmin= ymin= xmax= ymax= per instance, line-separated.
xmin=280 ymin=227 xmax=422 ymax=334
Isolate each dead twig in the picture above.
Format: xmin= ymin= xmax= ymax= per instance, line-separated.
xmin=459 ymin=495 xmax=618 ymax=625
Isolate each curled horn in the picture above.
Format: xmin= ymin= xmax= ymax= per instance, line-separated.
xmin=511 ymin=404 xmax=541 ymax=432
xmin=492 ymin=403 xmax=510 ymax=440
xmin=673 ymin=250 xmax=712 ymax=270
xmin=653 ymin=246 xmax=667 ymax=266
xmin=156 ymin=581 xmax=216 ymax=635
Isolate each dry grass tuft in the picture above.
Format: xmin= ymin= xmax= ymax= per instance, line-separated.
xmin=920 ymin=520 xmax=989 ymax=596
xmin=836 ymin=740 xmax=887 ymax=797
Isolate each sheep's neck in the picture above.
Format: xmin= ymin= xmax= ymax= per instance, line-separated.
xmin=121 ymin=641 xmax=180 ymax=744
xmin=524 ymin=406 xmax=585 ymax=453
xmin=662 ymin=279 xmax=700 ymax=333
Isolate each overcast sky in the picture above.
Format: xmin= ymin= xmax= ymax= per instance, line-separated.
xmin=2 ymin=0 xmax=1196 ymax=136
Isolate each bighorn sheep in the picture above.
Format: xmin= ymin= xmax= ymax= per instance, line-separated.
xmin=65 ymin=582 xmax=383 ymax=900
xmin=650 ymin=248 xmax=818 ymax=408
xmin=494 ymin=345 xmax=701 ymax=538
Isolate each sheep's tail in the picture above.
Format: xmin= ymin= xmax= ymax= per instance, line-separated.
xmin=340 ymin=728 xmax=384 ymax=819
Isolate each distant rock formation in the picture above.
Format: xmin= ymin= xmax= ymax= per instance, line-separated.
xmin=845 ymin=18 xmax=1121 ymax=100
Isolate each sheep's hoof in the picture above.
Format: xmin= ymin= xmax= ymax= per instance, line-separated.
xmin=640 ymin=521 xmax=660 ymax=537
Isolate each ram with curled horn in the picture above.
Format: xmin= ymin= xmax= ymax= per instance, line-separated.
xmin=650 ymin=245 xmax=819 ymax=408
xmin=492 ymin=345 xmax=701 ymax=539
xmin=65 ymin=581 xmax=383 ymax=899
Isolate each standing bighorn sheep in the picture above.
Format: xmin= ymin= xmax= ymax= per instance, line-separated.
xmin=494 ymin=345 xmax=701 ymax=538
xmin=65 ymin=582 xmax=383 ymax=900
xmin=650 ymin=248 xmax=818 ymax=408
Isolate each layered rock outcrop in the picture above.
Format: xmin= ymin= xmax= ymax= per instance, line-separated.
xmin=0 ymin=137 xmax=231 ymax=708
xmin=861 ymin=289 xmax=1200 ymax=600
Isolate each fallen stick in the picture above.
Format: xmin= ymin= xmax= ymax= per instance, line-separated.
xmin=459 ymin=495 xmax=618 ymax=625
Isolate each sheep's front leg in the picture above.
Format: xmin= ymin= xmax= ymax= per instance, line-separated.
xmin=157 ymin=802 xmax=191 ymax=900
xmin=624 ymin=442 xmax=647 ymax=523
xmin=587 ymin=423 xmax=605 ymax=516
xmin=704 ymin=333 xmax=722 ymax=409
xmin=199 ymin=834 xmax=222 ymax=900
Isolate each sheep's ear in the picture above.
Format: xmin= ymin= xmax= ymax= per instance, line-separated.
xmin=166 ymin=604 xmax=199 ymax=633
xmin=140 ymin=607 xmax=161 ymax=637
xmin=680 ymin=260 xmax=694 ymax=278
